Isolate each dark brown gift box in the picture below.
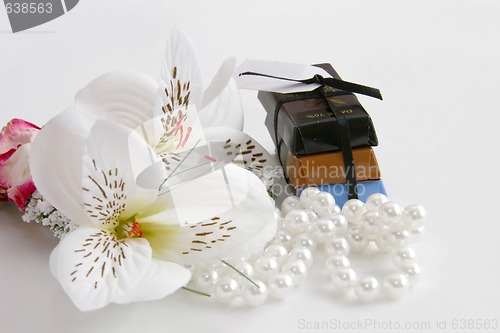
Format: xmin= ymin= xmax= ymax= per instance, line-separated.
xmin=258 ymin=63 xmax=378 ymax=156
xmin=279 ymin=140 xmax=381 ymax=188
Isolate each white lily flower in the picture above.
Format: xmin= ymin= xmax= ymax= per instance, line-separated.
xmin=29 ymin=28 xmax=278 ymax=311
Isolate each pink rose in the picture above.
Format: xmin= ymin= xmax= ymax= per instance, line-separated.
xmin=0 ymin=118 xmax=40 ymax=211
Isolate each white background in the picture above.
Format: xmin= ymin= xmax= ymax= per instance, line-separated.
xmin=1 ymin=1 xmax=500 ymax=332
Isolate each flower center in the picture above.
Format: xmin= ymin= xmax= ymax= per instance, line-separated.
xmin=114 ymin=218 xmax=143 ymax=239
xmin=127 ymin=222 xmax=143 ymax=238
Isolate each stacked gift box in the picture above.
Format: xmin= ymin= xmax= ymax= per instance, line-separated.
xmin=258 ymin=63 xmax=386 ymax=207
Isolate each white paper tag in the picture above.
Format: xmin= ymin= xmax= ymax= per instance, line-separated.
xmin=233 ymin=59 xmax=331 ymax=94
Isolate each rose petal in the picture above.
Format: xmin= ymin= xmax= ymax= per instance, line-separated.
xmin=0 ymin=118 xmax=40 ymax=154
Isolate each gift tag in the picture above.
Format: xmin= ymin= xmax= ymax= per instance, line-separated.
xmin=233 ymin=59 xmax=331 ymax=94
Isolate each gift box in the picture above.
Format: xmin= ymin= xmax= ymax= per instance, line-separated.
xmin=278 ymin=140 xmax=381 ymax=188
xmin=296 ymin=180 xmax=387 ymax=208
xmin=258 ymin=63 xmax=378 ymax=156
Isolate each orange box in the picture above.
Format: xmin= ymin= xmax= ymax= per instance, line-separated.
xmin=279 ymin=141 xmax=381 ymax=188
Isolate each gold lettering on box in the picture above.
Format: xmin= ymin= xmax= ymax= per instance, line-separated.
xmin=330 ymin=98 xmax=348 ymax=105
xmin=305 ymin=111 xmax=334 ymax=119
xmin=340 ymin=109 xmax=353 ymax=114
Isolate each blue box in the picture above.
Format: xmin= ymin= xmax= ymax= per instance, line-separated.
xmin=296 ymin=180 xmax=387 ymax=208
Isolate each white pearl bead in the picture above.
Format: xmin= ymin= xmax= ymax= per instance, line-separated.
xmin=271 ymin=230 xmax=293 ymax=249
xmin=329 ymin=214 xmax=348 ymax=236
xmin=278 ymin=217 xmax=287 ymax=230
xmin=226 ymin=260 xmax=255 ymax=279
xmin=193 ymin=267 xmax=219 ymax=292
xmin=399 ymin=262 xmax=422 ymax=286
xmin=410 ymin=225 xmax=425 ymax=242
xmin=354 ymin=276 xmax=381 ymax=302
xmin=242 ymin=280 xmax=268 ymax=307
xmin=385 ymin=226 xmax=411 ymax=249
xmin=401 ymin=204 xmax=426 ymax=228
xmin=299 ymin=187 xmax=321 ymax=209
xmin=331 ymin=267 xmax=357 ymax=291
xmin=311 ymin=191 xmax=336 ymax=216
xmin=325 ymin=255 xmax=351 ymax=273
xmin=213 ymin=277 xmax=240 ymax=303
xmin=379 ymin=201 xmax=403 ymax=226
xmin=319 ymin=205 xmax=342 ymax=218
xmin=304 ymin=209 xmax=319 ymax=222
xmin=284 ymin=209 xmax=311 ymax=235
xmin=199 ymin=261 xmax=227 ymax=275
xmin=288 ymin=246 xmax=314 ymax=269
xmin=360 ymin=211 xmax=383 ymax=240
xmin=332 ymin=204 xmax=342 ymax=215
xmin=374 ymin=232 xmax=393 ymax=252
xmin=347 ymin=227 xmax=369 ymax=252
xmin=383 ymin=273 xmax=410 ymax=299
xmin=247 ymin=248 xmax=265 ymax=262
xmin=282 ymin=259 xmax=308 ymax=286
xmin=309 ymin=218 xmax=335 ymax=243
xmin=281 ymin=196 xmax=301 ymax=215
xmin=392 ymin=247 xmax=416 ymax=268
xmin=253 ymin=256 xmax=279 ymax=281
xmin=324 ymin=237 xmax=350 ymax=256
xmin=264 ymin=244 xmax=289 ymax=266
xmin=268 ymin=273 xmax=295 ymax=299
xmin=342 ymin=199 xmax=366 ymax=224
xmin=292 ymin=233 xmax=317 ymax=253
xmin=365 ymin=193 xmax=388 ymax=212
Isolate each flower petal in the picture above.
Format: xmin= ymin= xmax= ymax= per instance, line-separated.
xmin=203 ymin=127 xmax=282 ymax=191
xmin=199 ymin=79 xmax=244 ymax=130
xmin=153 ymin=127 xmax=279 ymax=190
xmin=139 ymin=163 xmax=254 ymax=227
xmin=140 ymin=165 xmax=277 ymax=264
xmin=50 ymin=227 xmax=153 ymax=311
xmin=30 ymin=109 xmax=95 ymax=225
xmin=199 ymin=57 xmax=244 ymax=131
xmin=0 ymin=118 xmax=40 ymax=154
xmin=74 ymin=71 xmax=158 ymax=130
xmin=154 ymin=28 xmax=206 ymax=152
xmin=159 ymin=27 xmax=203 ymax=111
xmin=201 ymin=57 xmax=236 ymax=109
xmin=81 ymin=121 xmax=162 ymax=227
xmin=0 ymin=144 xmax=30 ymax=187
xmin=113 ymin=259 xmax=190 ymax=305
xmin=152 ymin=104 xmax=207 ymax=155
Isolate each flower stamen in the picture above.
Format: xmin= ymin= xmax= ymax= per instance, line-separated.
xmin=127 ymin=222 xmax=143 ymax=238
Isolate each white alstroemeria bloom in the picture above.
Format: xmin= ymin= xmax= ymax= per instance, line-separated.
xmin=30 ymin=111 xmax=275 ymax=311
xmin=29 ymin=28 xmax=278 ymax=311
xmin=72 ymin=28 xmax=280 ymax=194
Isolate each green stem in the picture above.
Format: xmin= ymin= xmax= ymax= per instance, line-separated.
xmin=181 ymin=286 xmax=211 ymax=297
xmin=221 ymin=260 xmax=260 ymax=288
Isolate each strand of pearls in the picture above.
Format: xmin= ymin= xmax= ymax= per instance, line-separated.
xmin=187 ymin=188 xmax=425 ymax=305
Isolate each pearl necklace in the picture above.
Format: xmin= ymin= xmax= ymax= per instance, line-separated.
xmin=187 ymin=188 xmax=425 ymax=305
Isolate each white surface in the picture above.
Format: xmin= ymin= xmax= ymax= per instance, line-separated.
xmin=1 ymin=1 xmax=500 ymax=332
